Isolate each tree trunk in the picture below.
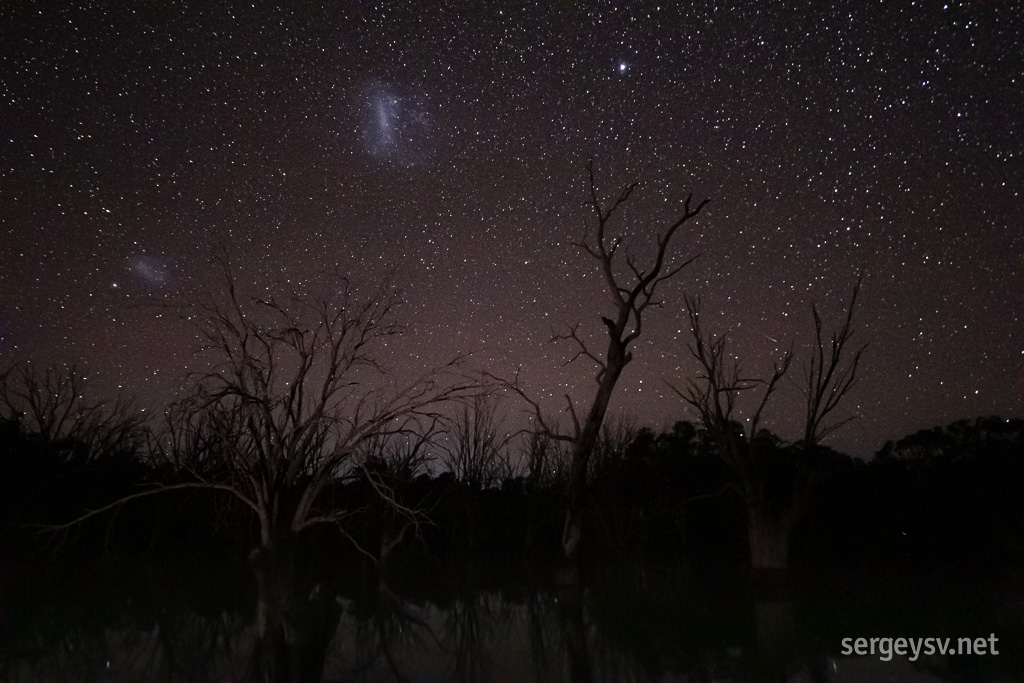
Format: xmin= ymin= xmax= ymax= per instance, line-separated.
xmin=747 ymin=506 xmax=791 ymax=571
xmin=250 ymin=533 xmax=296 ymax=682
xmin=561 ymin=454 xmax=588 ymax=562
xmin=562 ymin=359 xmax=624 ymax=561
xmin=557 ymin=573 xmax=593 ymax=683
xmin=249 ymin=530 xmax=341 ymax=683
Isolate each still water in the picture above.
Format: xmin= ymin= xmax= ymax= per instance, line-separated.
xmin=3 ymin=555 xmax=1021 ymax=682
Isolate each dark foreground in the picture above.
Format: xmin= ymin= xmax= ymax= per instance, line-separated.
xmin=3 ymin=549 xmax=1023 ymax=683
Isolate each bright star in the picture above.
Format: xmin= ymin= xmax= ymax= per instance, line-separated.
xmin=619 ymin=62 xmax=627 ymax=72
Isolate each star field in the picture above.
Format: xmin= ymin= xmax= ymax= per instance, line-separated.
xmin=1 ymin=2 xmax=1021 ymax=456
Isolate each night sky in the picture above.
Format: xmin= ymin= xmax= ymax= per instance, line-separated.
xmin=2 ymin=2 xmax=1021 ymax=458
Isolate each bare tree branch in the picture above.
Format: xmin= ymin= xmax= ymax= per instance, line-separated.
xmin=801 ymin=275 xmax=867 ymax=447
xmin=669 ymin=277 xmax=866 ymax=570
xmin=0 ymin=362 xmax=148 ymax=463
xmin=37 ymin=481 xmax=260 ymax=533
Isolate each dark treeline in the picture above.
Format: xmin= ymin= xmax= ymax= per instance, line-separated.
xmin=4 ymin=375 xmax=1023 ymax=681
xmin=4 ymin=406 xmax=1022 ymax=575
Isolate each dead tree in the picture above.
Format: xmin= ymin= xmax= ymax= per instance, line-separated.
xmin=674 ymin=295 xmax=795 ymax=570
xmin=0 ymin=362 xmax=147 ymax=463
xmin=55 ymin=258 xmax=475 ymax=677
xmin=358 ymin=428 xmax=441 ymax=564
xmin=436 ymin=394 xmax=517 ymax=551
xmin=672 ymin=278 xmax=865 ymax=570
xmin=181 ymin=262 xmax=473 ymax=647
xmin=439 ymin=393 xmax=515 ymax=491
xmin=507 ymin=163 xmax=708 ymax=562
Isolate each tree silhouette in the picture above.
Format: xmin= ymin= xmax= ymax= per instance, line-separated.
xmin=504 ymin=162 xmax=708 ymax=562
xmin=440 ymin=393 xmax=515 ymax=491
xmin=0 ymin=362 xmax=146 ymax=464
xmin=673 ymin=277 xmax=865 ymax=570
xmin=0 ymin=362 xmax=150 ymax=528
xmin=52 ymin=257 xmax=475 ymax=680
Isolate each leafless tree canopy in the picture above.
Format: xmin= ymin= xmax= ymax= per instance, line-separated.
xmin=439 ymin=394 xmax=516 ymax=489
xmin=156 ymin=258 xmax=477 ymax=545
xmin=567 ymin=162 xmax=709 ymax=376
xmin=673 ymin=294 xmax=794 ymax=477
xmin=674 ymin=276 xmax=866 ymax=454
xmin=52 ymin=257 xmax=478 ymax=561
xmin=0 ymin=362 xmax=147 ymax=462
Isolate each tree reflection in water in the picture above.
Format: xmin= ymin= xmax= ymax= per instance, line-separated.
xmin=4 ymin=609 xmax=254 ymax=681
xmin=3 ymin=560 xmax=1022 ymax=681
